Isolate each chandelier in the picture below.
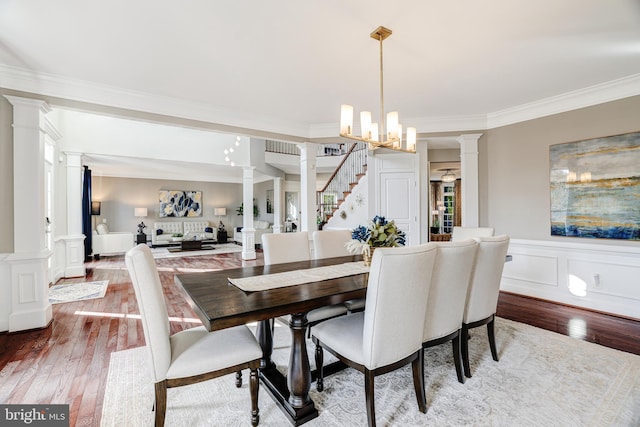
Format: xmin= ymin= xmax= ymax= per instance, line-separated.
xmin=340 ymin=26 xmax=416 ymax=153
xmin=441 ymin=169 xmax=456 ymax=183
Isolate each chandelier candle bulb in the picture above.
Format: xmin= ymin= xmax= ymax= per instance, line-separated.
xmin=386 ymin=111 xmax=399 ymax=140
xmin=407 ymin=127 xmax=417 ymax=151
xmin=396 ymin=124 xmax=403 ymax=149
xmin=340 ymin=104 xmax=354 ymax=135
xmin=360 ymin=111 xmax=372 ymax=139
xmin=371 ymin=123 xmax=379 ymax=142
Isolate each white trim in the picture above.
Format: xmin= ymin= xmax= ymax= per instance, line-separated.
xmin=487 ymin=74 xmax=640 ymax=129
xmin=509 ymin=238 xmax=640 ymax=255
xmin=502 ymin=238 xmax=640 ymax=320
xmin=2 ymin=64 xmax=639 ymax=137
xmin=0 ymin=64 xmax=310 ymax=138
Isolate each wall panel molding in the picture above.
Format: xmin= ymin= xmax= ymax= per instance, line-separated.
xmin=501 ymin=239 xmax=640 ymax=320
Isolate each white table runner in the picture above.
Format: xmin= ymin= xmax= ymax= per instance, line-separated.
xmin=228 ymin=262 xmax=370 ymax=292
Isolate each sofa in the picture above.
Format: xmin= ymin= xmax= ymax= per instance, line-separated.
xmin=152 ymin=221 xmax=215 ymax=246
xmin=92 ymin=223 xmax=134 ymax=256
xmin=233 ymin=220 xmax=272 ymax=246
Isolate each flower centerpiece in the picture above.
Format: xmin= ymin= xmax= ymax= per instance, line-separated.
xmin=345 ymin=215 xmax=406 ymax=265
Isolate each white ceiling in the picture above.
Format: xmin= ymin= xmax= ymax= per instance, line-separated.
xmin=1 ymin=1 xmax=639 ymax=178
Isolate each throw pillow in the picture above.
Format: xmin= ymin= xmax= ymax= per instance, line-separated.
xmin=156 ymin=229 xmax=163 ymax=235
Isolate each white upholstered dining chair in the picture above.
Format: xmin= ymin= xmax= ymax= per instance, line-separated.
xmin=313 ymin=229 xmax=366 ymax=313
xmin=461 ymin=234 xmax=510 ymax=378
xmin=312 ymin=229 xmax=352 ymax=258
xmin=312 ymin=244 xmax=438 ymax=427
xmin=422 ymin=239 xmax=478 ymax=383
xmin=261 ymin=231 xmax=311 ymax=264
xmin=451 ymin=226 xmax=495 ymax=241
xmin=262 ymin=232 xmax=348 ymax=334
xmin=125 ymin=244 xmax=262 ymax=427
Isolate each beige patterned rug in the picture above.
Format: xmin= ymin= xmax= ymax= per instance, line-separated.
xmin=101 ymin=318 xmax=640 ymax=426
xmin=49 ymin=280 xmax=109 ymax=304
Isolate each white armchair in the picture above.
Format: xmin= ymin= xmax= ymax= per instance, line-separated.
xmin=92 ymin=223 xmax=134 ymax=257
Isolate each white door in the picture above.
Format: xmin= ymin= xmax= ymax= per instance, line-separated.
xmin=379 ymin=172 xmax=417 ymax=245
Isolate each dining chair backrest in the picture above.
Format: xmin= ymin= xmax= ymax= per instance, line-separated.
xmin=463 ymin=235 xmax=510 ymax=324
xmin=312 ymin=229 xmax=352 ymax=259
xmin=423 ymin=239 xmax=478 ymax=342
xmin=451 ymin=226 xmax=495 ymax=241
xmin=125 ymin=244 xmax=171 ymax=382
xmin=262 ymin=231 xmax=311 ymax=265
xmin=363 ymin=244 xmax=438 ymax=370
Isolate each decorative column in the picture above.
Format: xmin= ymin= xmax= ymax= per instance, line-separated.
xmin=4 ymin=96 xmax=54 ymax=332
xmin=62 ymin=152 xmax=86 ymax=277
xmin=241 ymin=166 xmax=257 ymax=260
xmin=458 ymin=133 xmax=482 ymax=227
xmin=272 ymin=177 xmax=283 ymax=234
xmin=298 ymin=142 xmax=318 ymax=234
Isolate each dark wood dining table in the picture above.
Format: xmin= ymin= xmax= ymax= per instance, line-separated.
xmin=174 ymin=255 xmax=367 ymax=426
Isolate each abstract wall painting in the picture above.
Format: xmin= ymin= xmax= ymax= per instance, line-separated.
xmin=159 ymin=190 xmax=202 ymax=217
xmin=549 ymin=131 xmax=640 ymax=240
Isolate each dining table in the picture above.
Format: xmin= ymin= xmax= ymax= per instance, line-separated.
xmin=174 ymin=255 xmax=368 ymax=426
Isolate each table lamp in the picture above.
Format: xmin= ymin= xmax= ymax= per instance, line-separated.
xmin=135 ymin=207 xmax=148 ymax=235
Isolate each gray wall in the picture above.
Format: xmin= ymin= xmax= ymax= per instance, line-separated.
xmin=92 ymin=176 xmax=243 ymax=234
xmin=481 ymin=95 xmax=640 ymax=246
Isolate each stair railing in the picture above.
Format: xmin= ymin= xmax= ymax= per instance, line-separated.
xmin=316 ymin=142 xmax=368 ymax=224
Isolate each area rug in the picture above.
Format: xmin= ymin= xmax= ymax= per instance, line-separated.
xmin=100 ymin=318 xmax=640 ymax=426
xmin=150 ymin=243 xmax=242 ymax=259
xmin=49 ymin=280 xmax=109 ymax=304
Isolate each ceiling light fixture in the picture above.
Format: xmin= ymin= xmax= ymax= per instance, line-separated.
xmin=340 ymin=26 xmax=416 ymax=153
xmin=224 ymin=136 xmax=242 ymax=167
xmin=441 ymin=169 xmax=456 ymax=183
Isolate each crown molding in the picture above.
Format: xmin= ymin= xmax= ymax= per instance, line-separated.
xmin=486 ymin=73 xmax=640 ymax=129
xmin=2 ymin=64 xmax=639 ymax=137
xmin=0 ymin=64 xmax=311 ymax=138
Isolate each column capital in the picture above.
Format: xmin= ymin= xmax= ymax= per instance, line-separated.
xmin=457 ymin=133 xmax=483 ymax=152
xmin=3 ymin=95 xmax=51 ymax=113
xmin=65 ymin=152 xmax=83 ymax=167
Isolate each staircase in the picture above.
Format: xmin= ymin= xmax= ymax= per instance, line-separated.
xmin=316 ymin=142 xmax=368 ymax=224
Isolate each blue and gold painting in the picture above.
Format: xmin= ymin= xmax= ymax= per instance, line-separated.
xmin=159 ymin=190 xmax=202 ymax=217
xmin=550 ymin=131 xmax=640 ymax=240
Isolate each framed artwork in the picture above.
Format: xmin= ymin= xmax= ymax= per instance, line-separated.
xmin=266 ymin=190 xmax=273 ymax=214
xmin=549 ymin=131 xmax=640 ymax=240
xmin=285 ymin=192 xmax=298 ymax=220
xmin=159 ymin=190 xmax=202 ymax=217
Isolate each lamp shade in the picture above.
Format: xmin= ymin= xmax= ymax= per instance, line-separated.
xmin=214 ymin=207 xmax=227 ymax=216
xmin=134 ymin=207 xmax=148 ymax=217
xmin=91 ymin=201 xmax=101 ymax=216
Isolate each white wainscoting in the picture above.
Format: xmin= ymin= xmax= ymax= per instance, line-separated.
xmin=502 ymin=239 xmax=640 ymax=320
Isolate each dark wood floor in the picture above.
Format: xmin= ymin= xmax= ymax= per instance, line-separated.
xmin=1 ymin=251 xmax=638 ymax=426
